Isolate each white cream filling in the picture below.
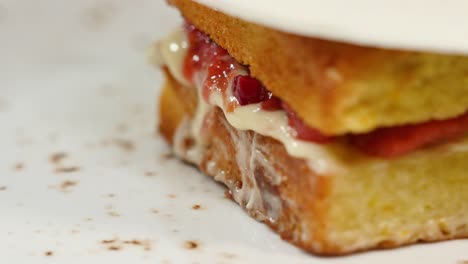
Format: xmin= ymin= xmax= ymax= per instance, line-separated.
xmin=154 ymin=29 xmax=341 ymax=175
xmin=220 ymin=100 xmax=340 ymax=174
xmin=153 ymin=28 xmax=191 ymax=87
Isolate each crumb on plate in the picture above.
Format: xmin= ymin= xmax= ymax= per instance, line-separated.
xmin=184 ymin=240 xmax=199 ymax=250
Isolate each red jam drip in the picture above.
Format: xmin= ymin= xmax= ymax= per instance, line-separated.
xmin=232 ymin=75 xmax=271 ymax=105
xmin=183 ymin=22 xmax=217 ymax=82
xmin=181 ymin=22 xmax=468 ymax=158
xmin=282 ymin=103 xmax=334 ymax=143
xmin=350 ymin=111 xmax=468 ymax=158
xmin=183 ymin=23 xmax=242 ymax=106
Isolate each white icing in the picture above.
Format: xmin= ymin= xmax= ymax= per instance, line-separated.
xmin=194 ymin=0 xmax=468 ymax=55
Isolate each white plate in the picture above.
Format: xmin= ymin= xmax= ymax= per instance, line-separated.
xmin=0 ymin=0 xmax=466 ymax=263
xmin=196 ymin=0 xmax=468 ymax=55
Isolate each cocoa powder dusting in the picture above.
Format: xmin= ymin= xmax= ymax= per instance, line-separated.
xmin=49 ymin=152 xmax=67 ymax=164
xmin=101 ymin=238 xmax=152 ymax=251
xmin=123 ymin=239 xmax=152 ymax=250
xmin=123 ymin=239 xmax=142 ymax=245
xmin=108 ymin=245 xmax=121 ymax=251
xmin=101 ymin=239 xmax=116 ymax=244
xmin=60 ymin=180 xmax=77 ymax=190
xmin=112 ymin=138 xmax=135 ymax=152
xmin=144 ymin=171 xmax=156 ymax=177
xmin=12 ymin=162 xmax=24 ymax=171
xmin=54 ymin=166 xmax=80 ymax=174
xmin=184 ymin=240 xmax=199 ymax=250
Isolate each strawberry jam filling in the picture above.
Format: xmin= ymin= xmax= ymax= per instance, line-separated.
xmin=182 ymin=22 xmax=468 ymax=158
xmin=232 ymin=75 xmax=271 ymax=105
xmin=350 ymin=113 xmax=468 ymax=158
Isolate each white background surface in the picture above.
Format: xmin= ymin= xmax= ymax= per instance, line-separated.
xmin=0 ymin=0 xmax=466 ymax=263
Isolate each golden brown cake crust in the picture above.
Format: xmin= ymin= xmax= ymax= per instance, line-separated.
xmin=160 ymin=71 xmax=344 ymax=254
xmin=168 ymin=0 xmax=468 ymax=135
xmin=159 ymin=70 xmax=468 ymax=255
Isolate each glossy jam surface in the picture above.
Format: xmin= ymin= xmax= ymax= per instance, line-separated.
xmin=181 ymin=22 xmax=468 ymax=158
xmin=184 ymin=23 xmax=243 ymax=108
xmin=350 ymin=112 xmax=468 ymax=158
xmin=232 ymin=75 xmax=270 ymax=106
xmin=183 ymin=23 xmax=221 ymax=81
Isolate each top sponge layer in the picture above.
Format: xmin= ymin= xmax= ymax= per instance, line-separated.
xmin=170 ymin=0 xmax=468 ymax=135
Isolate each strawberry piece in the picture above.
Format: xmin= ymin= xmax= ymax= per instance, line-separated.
xmin=232 ymin=75 xmax=270 ymax=105
xmin=350 ymin=112 xmax=468 ymax=158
